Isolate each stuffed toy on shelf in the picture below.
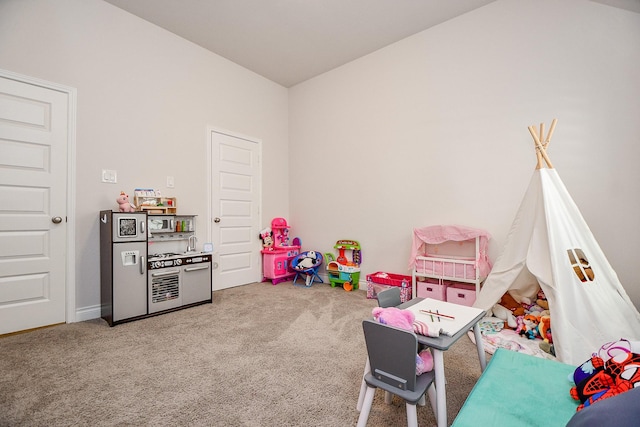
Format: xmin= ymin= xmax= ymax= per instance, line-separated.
xmin=116 ymin=191 xmax=136 ymax=213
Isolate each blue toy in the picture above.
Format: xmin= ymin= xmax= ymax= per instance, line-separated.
xmin=291 ymin=251 xmax=324 ymax=287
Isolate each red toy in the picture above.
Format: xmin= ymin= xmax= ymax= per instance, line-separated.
xmin=571 ymin=351 xmax=640 ymax=411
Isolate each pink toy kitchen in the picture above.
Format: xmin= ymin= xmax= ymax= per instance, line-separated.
xmin=260 ymin=217 xmax=300 ymax=285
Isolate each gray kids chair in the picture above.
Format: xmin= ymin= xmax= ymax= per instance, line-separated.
xmin=376 ymin=287 xmax=402 ymax=308
xmin=357 ymin=319 xmax=436 ymax=427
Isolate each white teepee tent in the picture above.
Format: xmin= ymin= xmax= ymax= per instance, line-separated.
xmin=474 ymin=120 xmax=640 ymax=365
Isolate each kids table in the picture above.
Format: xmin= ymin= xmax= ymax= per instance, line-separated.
xmin=357 ymin=298 xmax=486 ymax=427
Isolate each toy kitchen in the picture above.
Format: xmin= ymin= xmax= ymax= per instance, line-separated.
xmin=100 ymin=192 xmax=212 ymax=326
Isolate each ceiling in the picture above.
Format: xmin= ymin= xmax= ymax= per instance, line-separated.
xmin=104 ymin=0 xmax=640 ymax=88
xmin=103 ymin=0 xmax=497 ymax=87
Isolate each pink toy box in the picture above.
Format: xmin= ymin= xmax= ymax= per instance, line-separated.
xmin=366 ymin=272 xmax=412 ymax=303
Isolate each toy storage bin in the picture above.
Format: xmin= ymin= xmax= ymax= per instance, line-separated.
xmin=446 ymin=282 xmax=477 ymax=306
xmin=416 ymin=278 xmax=448 ymax=301
xmin=367 ymin=282 xmax=393 ymax=299
xmin=366 ymin=272 xmax=412 ymax=303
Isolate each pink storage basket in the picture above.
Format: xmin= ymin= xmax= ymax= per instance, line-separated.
xmin=446 ymin=283 xmax=476 ymax=306
xmin=416 ymin=278 xmax=448 ymax=301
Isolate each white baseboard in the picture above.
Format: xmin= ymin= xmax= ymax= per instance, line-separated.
xmin=73 ymin=275 xmax=365 ymax=323
xmin=75 ymin=304 xmax=101 ymax=322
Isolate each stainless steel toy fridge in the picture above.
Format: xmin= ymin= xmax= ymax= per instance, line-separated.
xmin=100 ymin=210 xmax=148 ymax=326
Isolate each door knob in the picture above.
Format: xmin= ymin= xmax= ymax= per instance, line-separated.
xmin=52 ymin=216 xmax=63 ymax=224
xmin=214 ymin=217 xmax=221 ymax=223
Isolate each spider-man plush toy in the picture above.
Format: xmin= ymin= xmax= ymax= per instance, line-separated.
xmin=571 ymin=351 xmax=640 ymax=411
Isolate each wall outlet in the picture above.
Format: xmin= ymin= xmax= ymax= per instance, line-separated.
xmin=166 ymin=176 xmax=175 ymax=188
xmin=101 ymin=169 xmax=117 ymax=183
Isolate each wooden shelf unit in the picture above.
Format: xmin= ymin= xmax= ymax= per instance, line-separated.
xmin=134 ymin=195 xmax=177 ymax=214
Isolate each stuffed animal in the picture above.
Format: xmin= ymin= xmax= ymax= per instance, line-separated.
xmin=116 ymin=191 xmax=136 ymax=212
xmin=371 ymin=307 xmax=434 ymax=374
xmin=372 ymin=306 xmax=414 ymax=330
xmin=492 ymin=303 xmax=518 ymax=329
xmin=295 ymin=251 xmax=318 ymax=269
xmin=539 ymin=315 xmax=552 ymax=344
xmin=415 ymin=348 xmax=434 ymax=375
xmin=518 ymin=314 xmax=540 ymax=340
xmin=499 ymin=292 xmax=526 ymax=317
xmin=573 ymin=257 xmax=594 ymax=282
xmin=536 ymin=289 xmax=550 ymax=311
xmin=571 ymin=351 xmax=640 ymax=411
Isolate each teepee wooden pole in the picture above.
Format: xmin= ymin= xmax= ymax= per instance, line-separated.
xmin=528 ymin=125 xmax=554 ymax=169
xmin=545 ymin=118 xmax=557 ymax=144
xmin=531 ymin=126 xmax=544 ymax=169
xmin=540 ymin=122 xmax=548 ymax=163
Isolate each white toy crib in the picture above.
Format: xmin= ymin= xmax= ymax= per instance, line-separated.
xmin=409 ymin=225 xmax=492 ymax=301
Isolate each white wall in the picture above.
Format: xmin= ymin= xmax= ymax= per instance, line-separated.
xmin=0 ymin=0 xmax=289 ymax=312
xmin=1 ymin=0 xmax=639 ymax=315
xmin=289 ymin=0 xmax=640 ymax=306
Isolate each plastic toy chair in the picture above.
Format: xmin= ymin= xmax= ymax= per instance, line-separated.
xmin=373 ymin=286 xmax=426 ymax=405
xmin=357 ymin=319 xmax=436 ymax=427
xmin=291 ymin=251 xmax=324 ymax=287
xmin=376 ymin=287 xmax=402 ymax=308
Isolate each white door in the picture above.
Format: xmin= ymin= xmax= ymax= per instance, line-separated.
xmin=209 ymin=130 xmax=262 ymax=290
xmin=0 ymin=72 xmax=71 ymax=334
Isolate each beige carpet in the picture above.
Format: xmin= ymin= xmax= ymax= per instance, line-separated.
xmin=0 ymin=282 xmax=487 ymax=426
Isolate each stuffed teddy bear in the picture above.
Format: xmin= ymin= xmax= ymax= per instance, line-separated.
xmin=499 ymin=292 xmax=526 ymax=317
xmin=490 ymin=292 xmax=528 ymax=329
xmin=116 ymin=191 xmax=136 ymax=212
xmin=371 ymin=307 xmax=434 ymax=375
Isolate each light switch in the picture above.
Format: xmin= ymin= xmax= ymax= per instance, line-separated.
xmin=101 ymin=169 xmax=117 ymax=183
xmin=166 ymin=176 xmax=175 ymax=188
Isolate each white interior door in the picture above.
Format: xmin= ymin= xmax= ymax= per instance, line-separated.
xmin=209 ymin=130 xmax=262 ymax=290
xmin=0 ymin=71 xmax=71 ymax=334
